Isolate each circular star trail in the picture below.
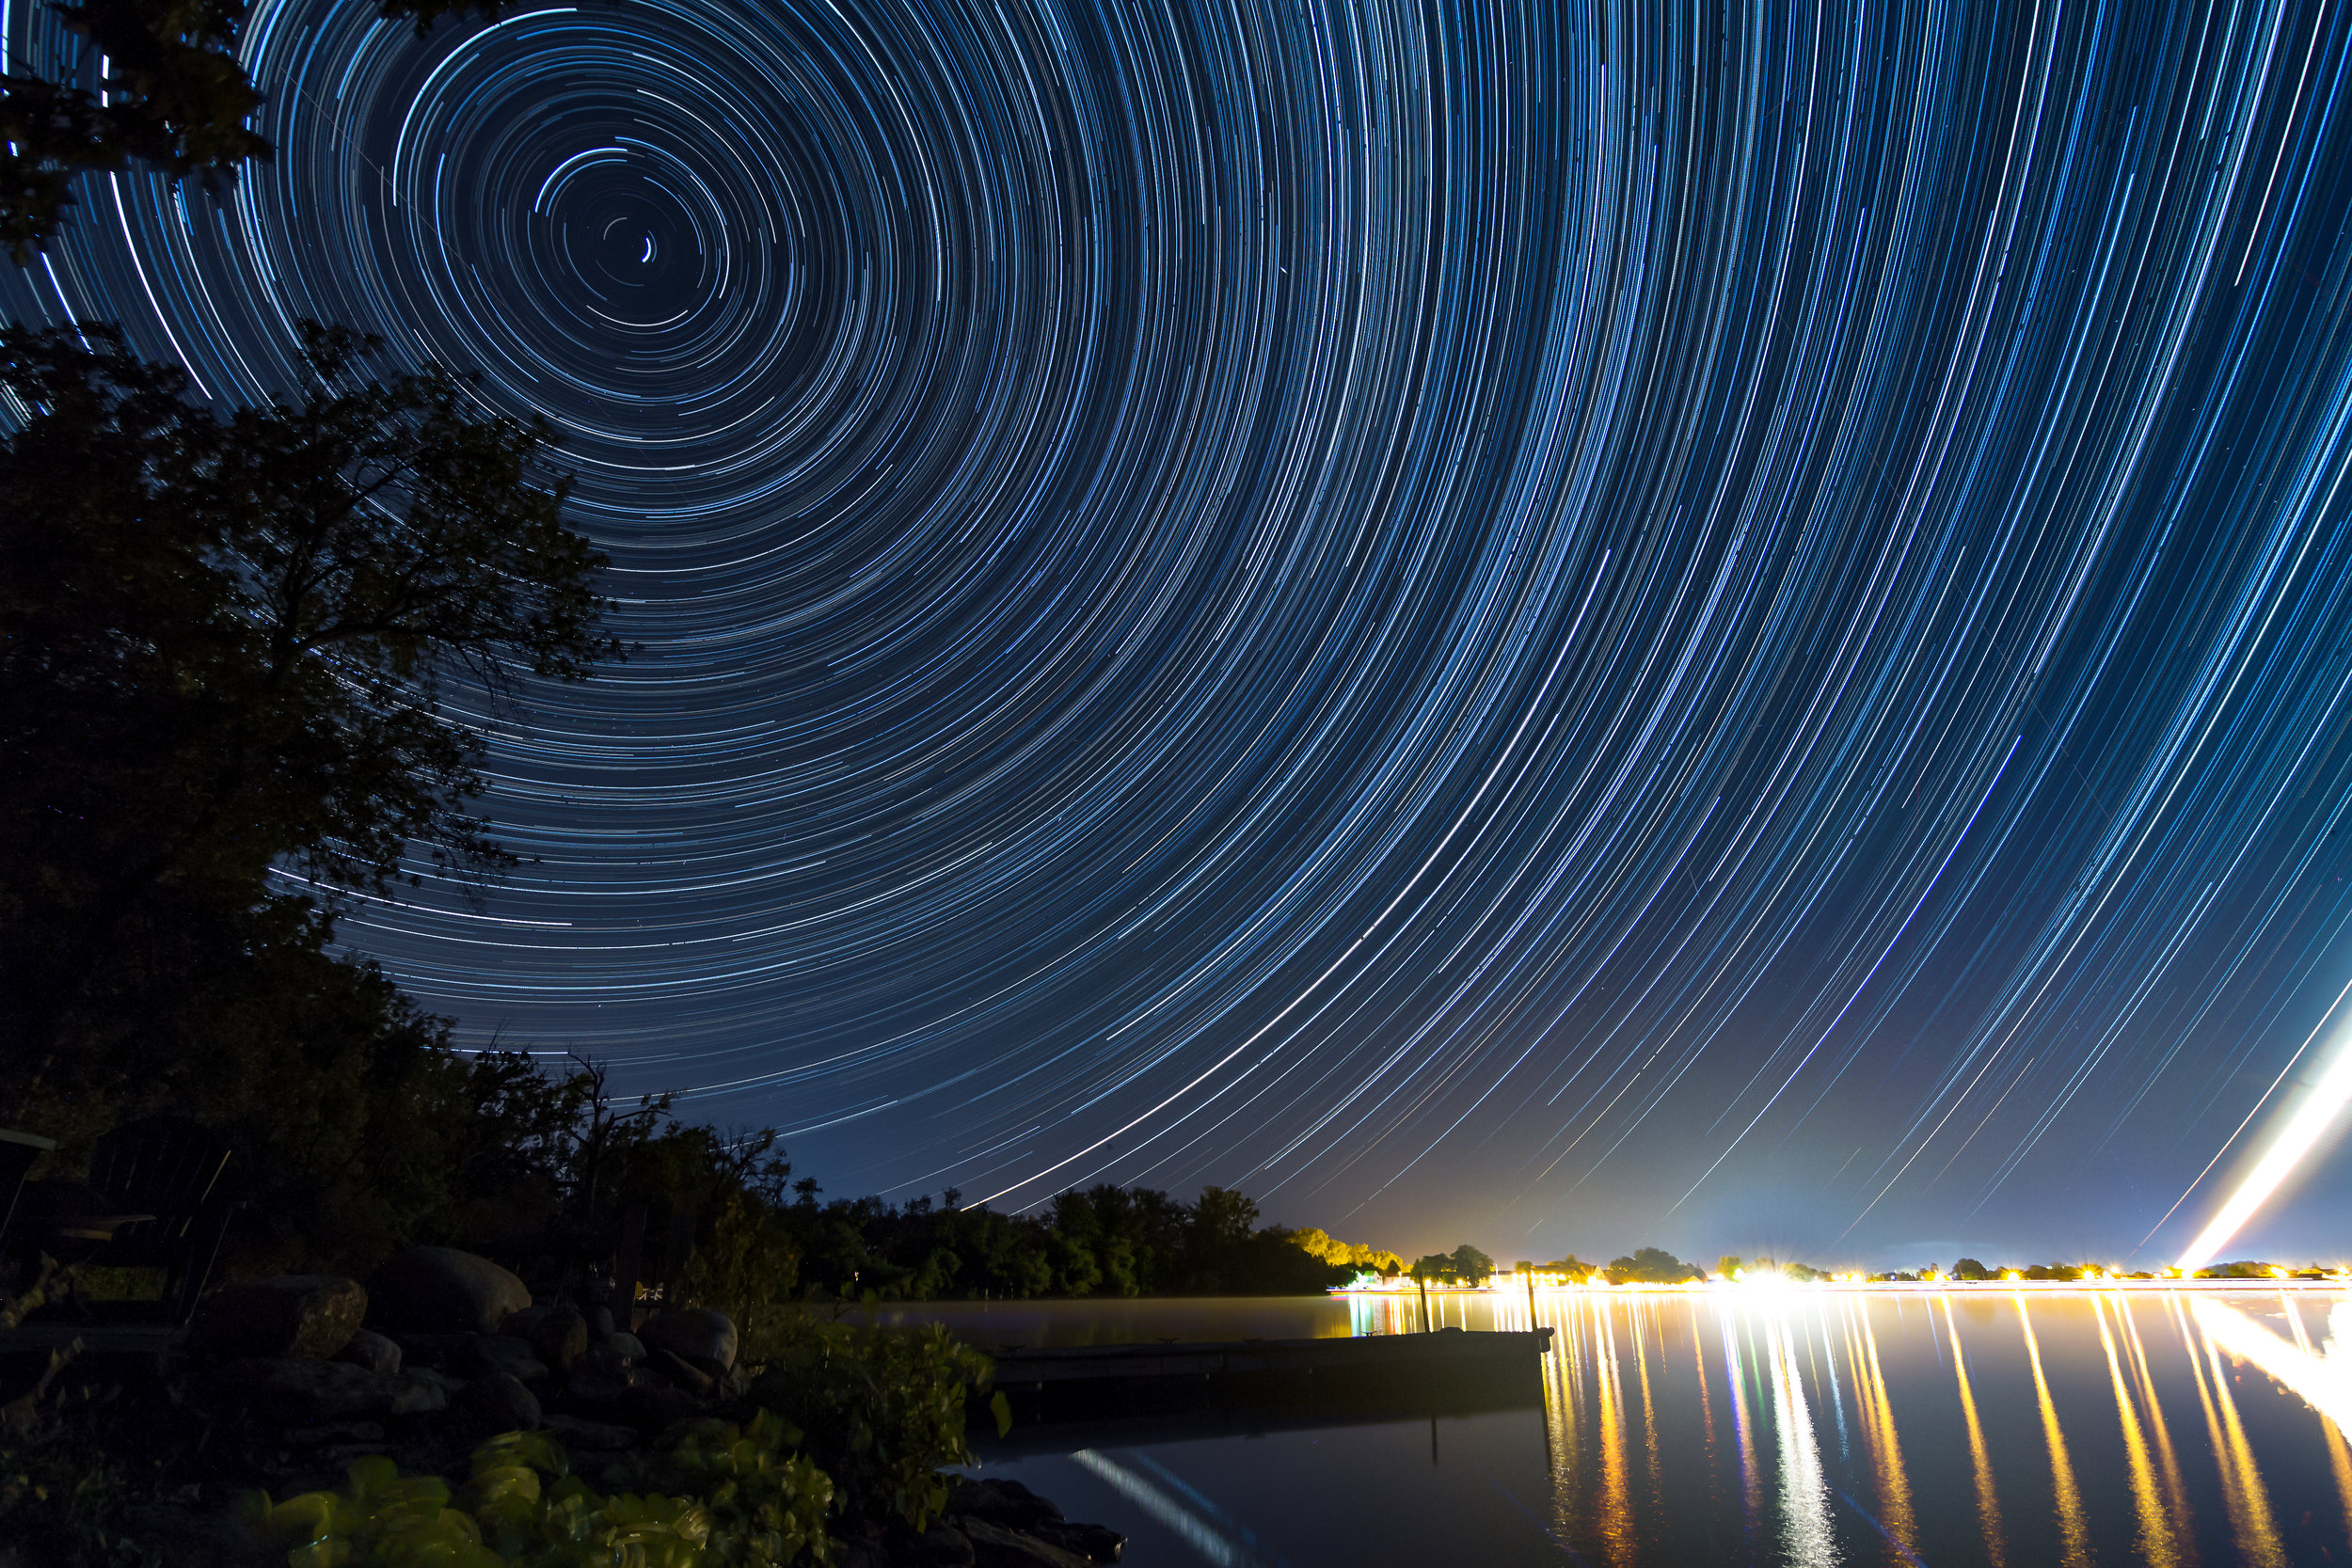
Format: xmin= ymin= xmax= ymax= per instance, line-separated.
xmin=13 ymin=0 xmax=2352 ymax=1259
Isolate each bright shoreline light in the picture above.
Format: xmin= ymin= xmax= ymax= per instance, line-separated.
xmin=2176 ymin=1012 xmax=2352 ymax=1274
xmin=1331 ymin=1271 xmax=2352 ymax=1295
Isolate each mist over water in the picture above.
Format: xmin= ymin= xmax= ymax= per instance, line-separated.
xmin=912 ymin=1289 xmax=2352 ymax=1565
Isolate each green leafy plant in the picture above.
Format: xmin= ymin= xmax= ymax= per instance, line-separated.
xmin=246 ymin=1424 xmax=833 ymax=1568
xmin=739 ymin=1313 xmax=995 ymax=1534
xmin=610 ymin=1414 xmax=834 ymax=1565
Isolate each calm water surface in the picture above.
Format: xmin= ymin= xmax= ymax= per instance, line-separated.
xmin=889 ymin=1289 xmax=2352 ymax=1566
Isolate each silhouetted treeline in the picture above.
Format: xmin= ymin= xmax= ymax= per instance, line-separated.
xmin=777 ymin=1180 xmax=1353 ymax=1300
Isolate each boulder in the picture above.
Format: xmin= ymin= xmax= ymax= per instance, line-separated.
xmin=334 ymin=1329 xmax=403 ymax=1376
xmin=649 ymin=1348 xmax=713 ymax=1397
xmin=462 ymin=1368 xmax=542 ymax=1433
xmin=639 ymin=1308 xmax=737 ymax=1374
xmin=528 ymin=1305 xmax=590 ymax=1372
xmin=499 ymin=1304 xmax=551 ymax=1338
xmin=899 ymin=1526 xmax=977 ymax=1567
xmin=603 ymin=1331 xmax=645 ymax=1361
xmin=225 ymin=1359 xmax=449 ymax=1423
xmin=1030 ymin=1521 xmax=1125 ymax=1563
xmin=559 ymin=1363 xmax=633 ymax=1407
xmin=958 ymin=1517 xmax=1091 ymax=1568
xmin=386 ymin=1331 xmax=478 ymax=1370
xmin=369 ymin=1247 xmax=529 ymax=1334
xmin=475 ymin=1336 xmax=551 ymax=1383
xmin=405 ymin=1366 xmax=469 ymax=1397
xmin=589 ymin=1306 xmax=616 ymax=1338
xmin=189 ymin=1275 xmax=366 ymax=1361
xmin=946 ymin=1477 xmax=1063 ymax=1529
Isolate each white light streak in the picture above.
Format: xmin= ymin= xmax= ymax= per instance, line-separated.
xmin=2178 ymin=1012 xmax=2352 ymax=1272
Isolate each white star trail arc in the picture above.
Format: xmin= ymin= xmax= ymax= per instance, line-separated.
xmin=10 ymin=0 xmax=2352 ymax=1257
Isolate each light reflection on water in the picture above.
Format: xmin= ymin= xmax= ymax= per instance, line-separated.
xmin=939 ymin=1290 xmax=2352 ymax=1565
xmin=1515 ymin=1288 xmax=2352 ymax=1564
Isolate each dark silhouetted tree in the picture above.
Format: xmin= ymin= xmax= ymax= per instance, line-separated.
xmin=1605 ymin=1247 xmax=1699 ymax=1284
xmin=0 ymin=322 xmax=618 ymax=1132
xmin=0 ymin=0 xmax=269 ymax=257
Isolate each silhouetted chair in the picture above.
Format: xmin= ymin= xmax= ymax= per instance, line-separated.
xmin=14 ymin=1117 xmax=236 ymax=1324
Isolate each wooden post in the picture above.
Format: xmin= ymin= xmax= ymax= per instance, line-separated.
xmin=1418 ymin=1274 xmax=1431 ymax=1333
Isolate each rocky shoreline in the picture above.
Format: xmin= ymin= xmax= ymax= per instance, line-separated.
xmin=1 ymin=1246 xmax=1122 ymax=1567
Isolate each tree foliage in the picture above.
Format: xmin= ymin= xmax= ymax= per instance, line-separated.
xmin=377 ymin=0 xmax=512 ymax=34
xmin=746 ymin=1178 xmax=1351 ymax=1304
xmin=0 ymin=322 xmax=617 ymax=1133
xmin=0 ymin=0 xmax=269 ymax=258
xmin=1290 ymin=1227 xmax=1405 ymax=1275
xmin=1405 ymin=1244 xmax=1493 ymax=1284
xmin=1603 ymin=1247 xmax=1700 ymax=1285
xmin=0 ymin=0 xmax=532 ymax=255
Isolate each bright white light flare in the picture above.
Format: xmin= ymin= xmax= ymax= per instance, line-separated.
xmin=2178 ymin=1024 xmax=2352 ymax=1272
xmin=2189 ymin=1298 xmax=2352 ymax=1434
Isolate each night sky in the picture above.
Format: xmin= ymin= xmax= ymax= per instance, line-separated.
xmin=14 ymin=0 xmax=2352 ymax=1269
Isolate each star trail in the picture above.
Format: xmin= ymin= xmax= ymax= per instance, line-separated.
xmin=12 ymin=0 xmax=2352 ymax=1262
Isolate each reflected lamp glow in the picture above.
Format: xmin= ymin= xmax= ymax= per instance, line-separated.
xmin=2189 ymin=1298 xmax=2352 ymax=1436
xmin=2178 ymin=1017 xmax=2352 ymax=1273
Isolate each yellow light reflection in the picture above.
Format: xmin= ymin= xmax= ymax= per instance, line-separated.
xmin=2117 ymin=1294 xmax=2200 ymax=1553
xmin=1631 ymin=1303 xmax=1663 ymax=1503
xmin=2179 ymin=1296 xmax=2288 ymax=1568
xmin=2115 ymin=1294 xmax=2196 ymax=1534
xmin=1849 ymin=1305 xmax=1919 ymax=1560
xmin=1593 ymin=1295 xmax=1637 ymax=1565
xmin=1541 ymin=1303 xmax=1588 ymax=1561
xmin=1941 ymin=1298 xmax=2007 ymax=1568
xmin=2015 ymin=1293 xmax=2094 ymax=1568
xmin=2091 ymin=1293 xmax=2185 ymax=1568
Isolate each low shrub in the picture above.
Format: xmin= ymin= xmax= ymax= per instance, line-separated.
xmin=738 ymin=1312 xmax=1002 ymax=1533
xmin=247 ymin=1420 xmax=834 ymax=1567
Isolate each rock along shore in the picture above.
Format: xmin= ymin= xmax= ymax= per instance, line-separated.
xmin=0 ymin=1244 xmax=1122 ymax=1567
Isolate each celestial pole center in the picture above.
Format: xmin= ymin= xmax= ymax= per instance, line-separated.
xmin=12 ymin=0 xmax=2352 ymax=1259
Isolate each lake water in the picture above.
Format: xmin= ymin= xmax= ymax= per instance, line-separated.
xmin=884 ymin=1288 xmax=2352 ymax=1566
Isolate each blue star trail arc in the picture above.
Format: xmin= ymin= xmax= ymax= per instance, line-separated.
xmin=12 ymin=0 xmax=2352 ymax=1258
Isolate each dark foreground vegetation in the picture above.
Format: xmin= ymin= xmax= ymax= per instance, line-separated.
xmin=0 ymin=322 xmax=1366 ymax=1564
xmin=0 ymin=0 xmax=508 ymax=259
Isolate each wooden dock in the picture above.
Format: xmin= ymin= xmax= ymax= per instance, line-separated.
xmin=982 ymin=1326 xmax=1552 ymax=1423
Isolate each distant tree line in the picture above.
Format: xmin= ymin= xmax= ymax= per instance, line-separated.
xmin=1937 ymin=1257 xmax=2315 ymax=1282
xmin=762 ymin=1179 xmax=1371 ymax=1301
xmin=1406 ymin=1244 xmax=1493 ymax=1283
